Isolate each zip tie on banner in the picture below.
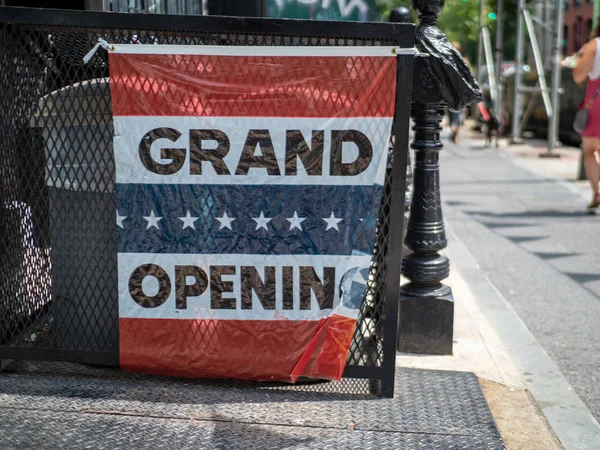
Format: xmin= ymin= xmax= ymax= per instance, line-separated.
xmin=82 ymin=38 xmax=114 ymax=64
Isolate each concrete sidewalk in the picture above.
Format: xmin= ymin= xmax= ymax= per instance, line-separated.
xmin=410 ymin=124 xmax=600 ymax=450
xmin=3 ymin=126 xmax=597 ymax=450
xmin=482 ymin=132 xmax=590 ymax=203
xmin=398 ymin=239 xmax=563 ymax=450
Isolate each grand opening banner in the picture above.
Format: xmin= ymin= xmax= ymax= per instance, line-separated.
xmin=108 ymin=45 xmax=399 ymax=382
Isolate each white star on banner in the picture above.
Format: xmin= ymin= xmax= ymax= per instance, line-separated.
xmin=143 ymin=210 xmax=162 ymax=230
xmin=116 ymin=210 xmax=128 ymax=229
xmin=322 ymin=212 xmax=343 ymax=231
xmin=216 ymin=212 xmax=235 ymax=230
xmin=179 ymin=211 xmax=199 ymax=230
xmin=252 ymin=211 xmax=272 ymax=231
xmin=286 ymin=211 xmax=306 ymax=231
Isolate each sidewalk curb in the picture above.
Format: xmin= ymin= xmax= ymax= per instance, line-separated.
xmin=445 ymin=221 xmax=600 ymax=450
xmin=479 ymin=378 xmax=562 ymax=450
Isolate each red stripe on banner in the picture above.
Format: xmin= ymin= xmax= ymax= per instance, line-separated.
xmin=109 ymin=54 xmax=396 ymax=118
xmin=119 ymin=315 xmax=356 ymax=382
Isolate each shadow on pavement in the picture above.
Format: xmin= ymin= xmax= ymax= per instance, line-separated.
xmin=465 ymin=210 xmax=596 ymax=219
xmin=210 ymin=413 xmax=315 ymax=448
xmin=533 ymin=252 xmax=582 ymax=261
xmin=563 ymin=273 xmax=600 ymax=284
xmin=444 ymin=178 xmax=556 ymax=185
xmin=0 ymin=360 xmax=375 ymax=405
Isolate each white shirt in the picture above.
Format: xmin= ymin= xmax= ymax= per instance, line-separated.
xmin=589 ymin=37 xmax=600 ymax=80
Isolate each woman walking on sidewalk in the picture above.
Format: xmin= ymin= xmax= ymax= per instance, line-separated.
xmin=574 ymin=21 xmax=600 ymax=210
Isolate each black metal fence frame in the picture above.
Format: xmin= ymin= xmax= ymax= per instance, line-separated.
xmin=0 ymin=7 xmax=414 ymax=397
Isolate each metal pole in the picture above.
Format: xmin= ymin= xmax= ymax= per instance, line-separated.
xmin=546 ymin=0 xmax=564 ymax=155
xmin=482 ymin=27 xmax=498 ymax=107
xmin=477 ymin=0 xmax=486 ymax=79
xmin=523 ymin=9 xmax=553 ymax=118
xmin=494 ymin=0 xmax=504 ymax=120
xmin=511 ymin=0 xmax=525 ymax=143
xmin=545 ymin=0 xmax=553 ymax=61
xmin=541 ymin=0 xmax=548 ymax=61
xmin=399 ymin=0 xmax=454 ymax=358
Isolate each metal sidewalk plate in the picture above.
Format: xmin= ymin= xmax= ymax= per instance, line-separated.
xmin=0 ymin=361 xmax=504 ymax=449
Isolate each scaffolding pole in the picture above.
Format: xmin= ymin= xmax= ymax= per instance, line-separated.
xmin=523 ymin=9 xmax=553 ymax=119
xmin=477 ymin=0 xmax=486 ymax=79
xmin=494 ymin=0 xmax=504 ymax=121
xmin=511 ymin=0 xmax=562 ymax=152
xmin=546 ymin=0 xmax=564 ymax=155
xmin=511 ymin=0 xmax=525 ymax=143
xmin=482 ymin=27 xmax=497 ymax=108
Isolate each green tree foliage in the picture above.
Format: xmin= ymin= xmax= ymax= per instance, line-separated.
xmin=375 ymin=0 xmax=517 ymax=65
xmin=437 ymin=0 xmax=482 ymax=63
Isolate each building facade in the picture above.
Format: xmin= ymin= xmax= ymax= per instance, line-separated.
xmin=564 ymin=0 xmax=595 ymax=55
xmin=1 ymin=0 xmax=377 ymax=20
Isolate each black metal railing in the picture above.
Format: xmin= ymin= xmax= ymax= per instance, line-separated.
xmin=0 ymin=7 xmax=414 ymax=397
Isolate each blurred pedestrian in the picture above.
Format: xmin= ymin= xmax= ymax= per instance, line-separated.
xmin=573 ymin=18 xmax=600 ymax=211
xmin=448 ymin=108 xmax=463 ymax=144
xmin=448 ymin=42 xmax=471 ymax=144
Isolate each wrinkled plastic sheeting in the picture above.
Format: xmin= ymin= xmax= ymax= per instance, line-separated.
xmin=120 ymin=315 xmax=357 ymax=383
xmin=109 ymin=45 xmax=400 ymax=383
xmin=416 ymin=25 xmax=483 ymax=111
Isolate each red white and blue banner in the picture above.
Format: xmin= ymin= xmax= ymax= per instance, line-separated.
xmin=108 ymin=45 xmax=399 ymax=382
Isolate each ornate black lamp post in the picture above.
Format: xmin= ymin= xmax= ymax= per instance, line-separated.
xmin=397 ymin=0 xmax=480 ymax=355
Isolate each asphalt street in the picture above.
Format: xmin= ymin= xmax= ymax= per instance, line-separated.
xmin=439 ymin=132 xmax=600 ymax=421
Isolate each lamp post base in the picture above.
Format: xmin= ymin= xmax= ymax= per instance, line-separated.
xmin=398 ymin=285 xmax=454 ymax=355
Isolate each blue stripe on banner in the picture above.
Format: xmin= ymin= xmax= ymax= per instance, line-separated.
xmin=116 ymin=184 xmax=383 ymax=255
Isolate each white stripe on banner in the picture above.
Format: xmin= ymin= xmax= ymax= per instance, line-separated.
xmin=114 ymin=116 xmax=391 ymax=186
xmin=110 ymin=44 xmax=413 ymax=57
xmin=118 ymin=253 xmax=373 ymax=321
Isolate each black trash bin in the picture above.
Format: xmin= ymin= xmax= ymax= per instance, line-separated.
xmin=30 ymin=78 xmax=118 ymax=353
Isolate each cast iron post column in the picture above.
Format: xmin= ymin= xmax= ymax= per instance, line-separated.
xmin=388 ymin=7 xmax=414 ymax=213
xmin=398 ymin=0 xmax=454 ymax=355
